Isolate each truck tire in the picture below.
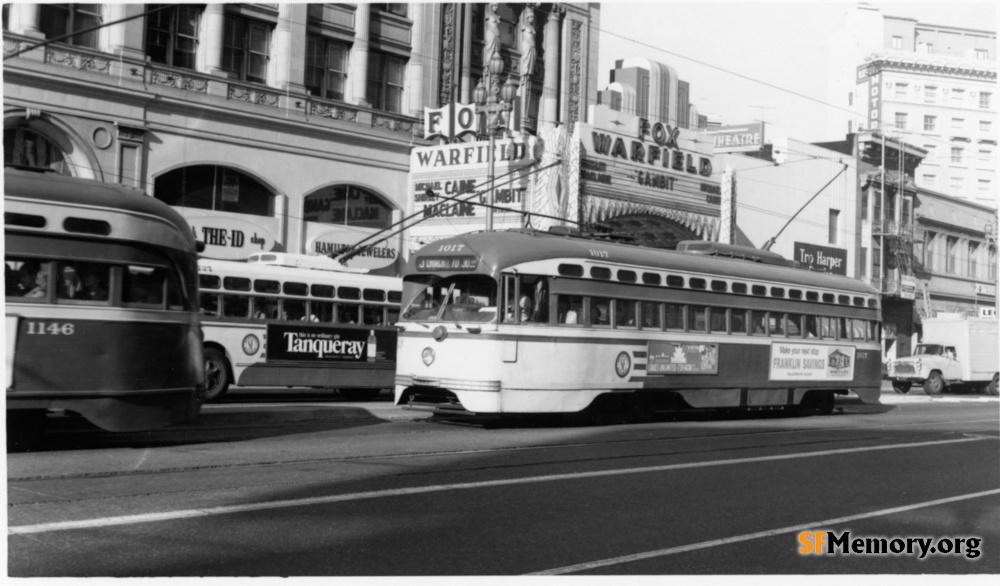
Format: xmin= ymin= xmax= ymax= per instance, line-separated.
xmin=922 ymin=372 xmax=944 ymax=396
xmin=891 ymin=381 xmax=911 ymax=394
xmin=986 ymin=374 xmax=999 ymax=396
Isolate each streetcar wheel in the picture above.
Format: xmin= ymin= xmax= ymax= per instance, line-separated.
xmin=985 ymin=374 xmax=999 ymax=396
xmin=922 ymin=372 xmax=944 ymax=396
xmin=203 ymin=348 xmax=231 ymax=402
xmin=339 ymin=388 xmax=381 ymax=401
xmin=891 ymin=381 xmax=911 ymax=394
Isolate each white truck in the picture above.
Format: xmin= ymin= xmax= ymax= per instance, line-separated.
xmin=887 ymin=313 xmax=999 ymax=396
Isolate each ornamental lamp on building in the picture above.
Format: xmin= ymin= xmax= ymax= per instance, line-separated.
xmin=474 ymin=50 xmax=519 ymax=231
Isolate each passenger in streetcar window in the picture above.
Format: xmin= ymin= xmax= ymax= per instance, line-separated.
xmin=58 ymin=264 xmax=81 ymax=299
xmin=24 ymin=263 xmax=48 ymax=299
xmin=13 ymin=261 xmax=42 ymax=297
xmin=74 ymin=264 xmax=110 ymax=302
xmin=641 ymin=302 xmax=661 ymax=329
xmin=591 ymin=297 xmax=611 ymax=326
xmin=532 ymin=278 xmax=549 ymax=323
xmin=805 ymin=315 xmax=819 ymax=338
xmin=310 ymin=301 xmax=333 ymax=322
xmin=750 ymin=310 xmax=767 ymax=335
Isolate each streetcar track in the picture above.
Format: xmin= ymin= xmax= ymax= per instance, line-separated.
xmin=9 ymin=417 xmax=996 ymax=487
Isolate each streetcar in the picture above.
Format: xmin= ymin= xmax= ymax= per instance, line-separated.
xmin=198 ymin=254 xmax=402 ymax=401
xmin=5 ymin=167 xmax=204 ymax=432
xmin=394 ymin=227 xmax=882 ymax=419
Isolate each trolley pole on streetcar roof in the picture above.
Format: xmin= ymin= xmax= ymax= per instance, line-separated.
xmin=474 ymin=46 xmax=518 ymax=231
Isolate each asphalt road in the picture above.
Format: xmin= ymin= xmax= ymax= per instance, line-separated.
xmin=6 ymin=389 xmax=999 ymax=577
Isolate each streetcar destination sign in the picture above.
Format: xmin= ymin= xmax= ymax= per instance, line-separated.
xmin=416 ymin=256 xmax=479 ymax=271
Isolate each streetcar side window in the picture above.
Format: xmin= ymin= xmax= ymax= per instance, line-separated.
xmin=665 ymin=303 xmax=684 ymax=330
xmin=590 ymin=297 xmax=611 ymax=326
xmin=557 ymin=295 xmax=584 ymax=325
xmin=786 ymin=313 xmax=802 ymax=338
xmin=750 ymin=310 xmax=767 ymax=335
xmin=688 ymin=305 xmax=708 ymax=332
xmin=640 ymin=301 xmax=661 ymax=330
xmin=5 ymin=258 xmax=48 ymax=300
xmin=708 ymin=307 xmax=727 ymax=333
xmin=57 ymin=261 xmax=111 ymax=303
xmin=731 ymin=309 xmax=748 ymax=334
xmin=769 ymin=312 xmax=785 ymax=336
xmin=614 ymin=299 xmax=636 ymax=328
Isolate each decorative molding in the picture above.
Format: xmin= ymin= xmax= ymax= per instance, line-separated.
xmin=439 ymin=3 xmax=456 ymax=106
xmin=3 ymin=38 xmax=25 ymax=58
xmin=309 ymin=101 xmax=360 ymax=123
xmin=116 ymin=125 xmax=146 ymax=142
xmin=45 ymin=48 xmax=110 ymax=74
xmin=228 ymin=85 xmax=280 ymax=107
xmin=373 ymin=114 xmax=414 ymax=133
xmin=150 ymin=69 xmax=209 ymax=93
xmin=568 ymin=20 xmax=582 ymax=125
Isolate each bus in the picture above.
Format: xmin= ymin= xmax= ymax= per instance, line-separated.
xmin=197 ymin=253 xmax=402 ymax=401
xmin=394 ymin=228 xmax=883 ymax=419
xmin=5 ymin=167 xmax=204 ymax=433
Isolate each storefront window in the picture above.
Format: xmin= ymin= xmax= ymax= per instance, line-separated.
xmin=303 ymin=185 xmax=393 ymax=229
xmin=153 ymin=165 xmax=274 ymax=217
xmin=4 ymin=127 xmax=72 ymax=175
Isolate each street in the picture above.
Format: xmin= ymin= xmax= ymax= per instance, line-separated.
xmin=7 ymin=389 xmax=999 ymax=576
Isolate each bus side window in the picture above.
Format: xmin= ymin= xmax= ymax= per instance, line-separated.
xmin=222 ymin=295 xmax=250 ymax=318
xmin=283 ymin=299 xmax=307 ymax=321
xmin=200 ymin=293 xmax=220 ymax=316
xmin=254 ymin=298 xmax=278 ymax=320
xmin=339 ymin=303 xmax=359 ymax=324
xmin=362 ymin=305 xmax=383 ymax=326
xmin=310 ymin=301 xmax=334 ymax=323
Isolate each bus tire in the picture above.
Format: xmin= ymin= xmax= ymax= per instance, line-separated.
xmin=203 ymin=348 xmax=231 ymax=402
xmin=891 ymin=381 xmax=911 ymax=394
xmin=922 ymin=372 xmax=944 ymax=396
xmin=985 ymin=374 xmax=999 ymax=396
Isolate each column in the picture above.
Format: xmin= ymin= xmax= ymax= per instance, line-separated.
xmin=350 ymin=4 xmax=371 ymax=107
xmin=540 ymin=6 xmax=563 ymax=130
xmin=8 ymin=3 xmax=43 ymax=37
xmin=203 ymin=4 xmax=226 ymax=75
xmin=105 ymin=4 xmax=145 ymax=60
xmin=274 ymin=3 xmax=307 ymax=93
xmin=460 ymin=4 xmax=473 ymax=103
xmin=407 ymin=3 xmax=426 ymax=116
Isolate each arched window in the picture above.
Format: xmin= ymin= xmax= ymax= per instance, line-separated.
xmin=154 ymin=165 xmax=274 ymax=217
xmin=4 ymin=127 xmax=72 ymax=175
xmin=303 ymin=185 xmax=393 ymax=229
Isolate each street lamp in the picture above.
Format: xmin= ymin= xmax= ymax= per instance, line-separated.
xmin=474 ymin=52 xmax=519 ymax=231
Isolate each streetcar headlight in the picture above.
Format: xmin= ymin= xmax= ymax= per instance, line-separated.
xmin=421 ymin=347 xmax=436 ymax=366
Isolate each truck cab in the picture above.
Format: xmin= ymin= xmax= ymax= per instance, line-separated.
xmin=888 ymin=343 xmax=961 ymax=395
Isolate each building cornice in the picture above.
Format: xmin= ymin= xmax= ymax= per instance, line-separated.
xmin=863 ymin=53 xmax=996 ymax=81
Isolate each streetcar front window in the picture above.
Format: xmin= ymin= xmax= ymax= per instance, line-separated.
xmin=401 ymin=274 xmax=498 ymax=323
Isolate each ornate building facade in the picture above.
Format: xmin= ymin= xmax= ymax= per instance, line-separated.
xmin=3 ymin=3 xmax=600 ymax=273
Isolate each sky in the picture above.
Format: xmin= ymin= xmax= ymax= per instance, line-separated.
xmin=596 ymin=0 xmax=997 ymax=142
